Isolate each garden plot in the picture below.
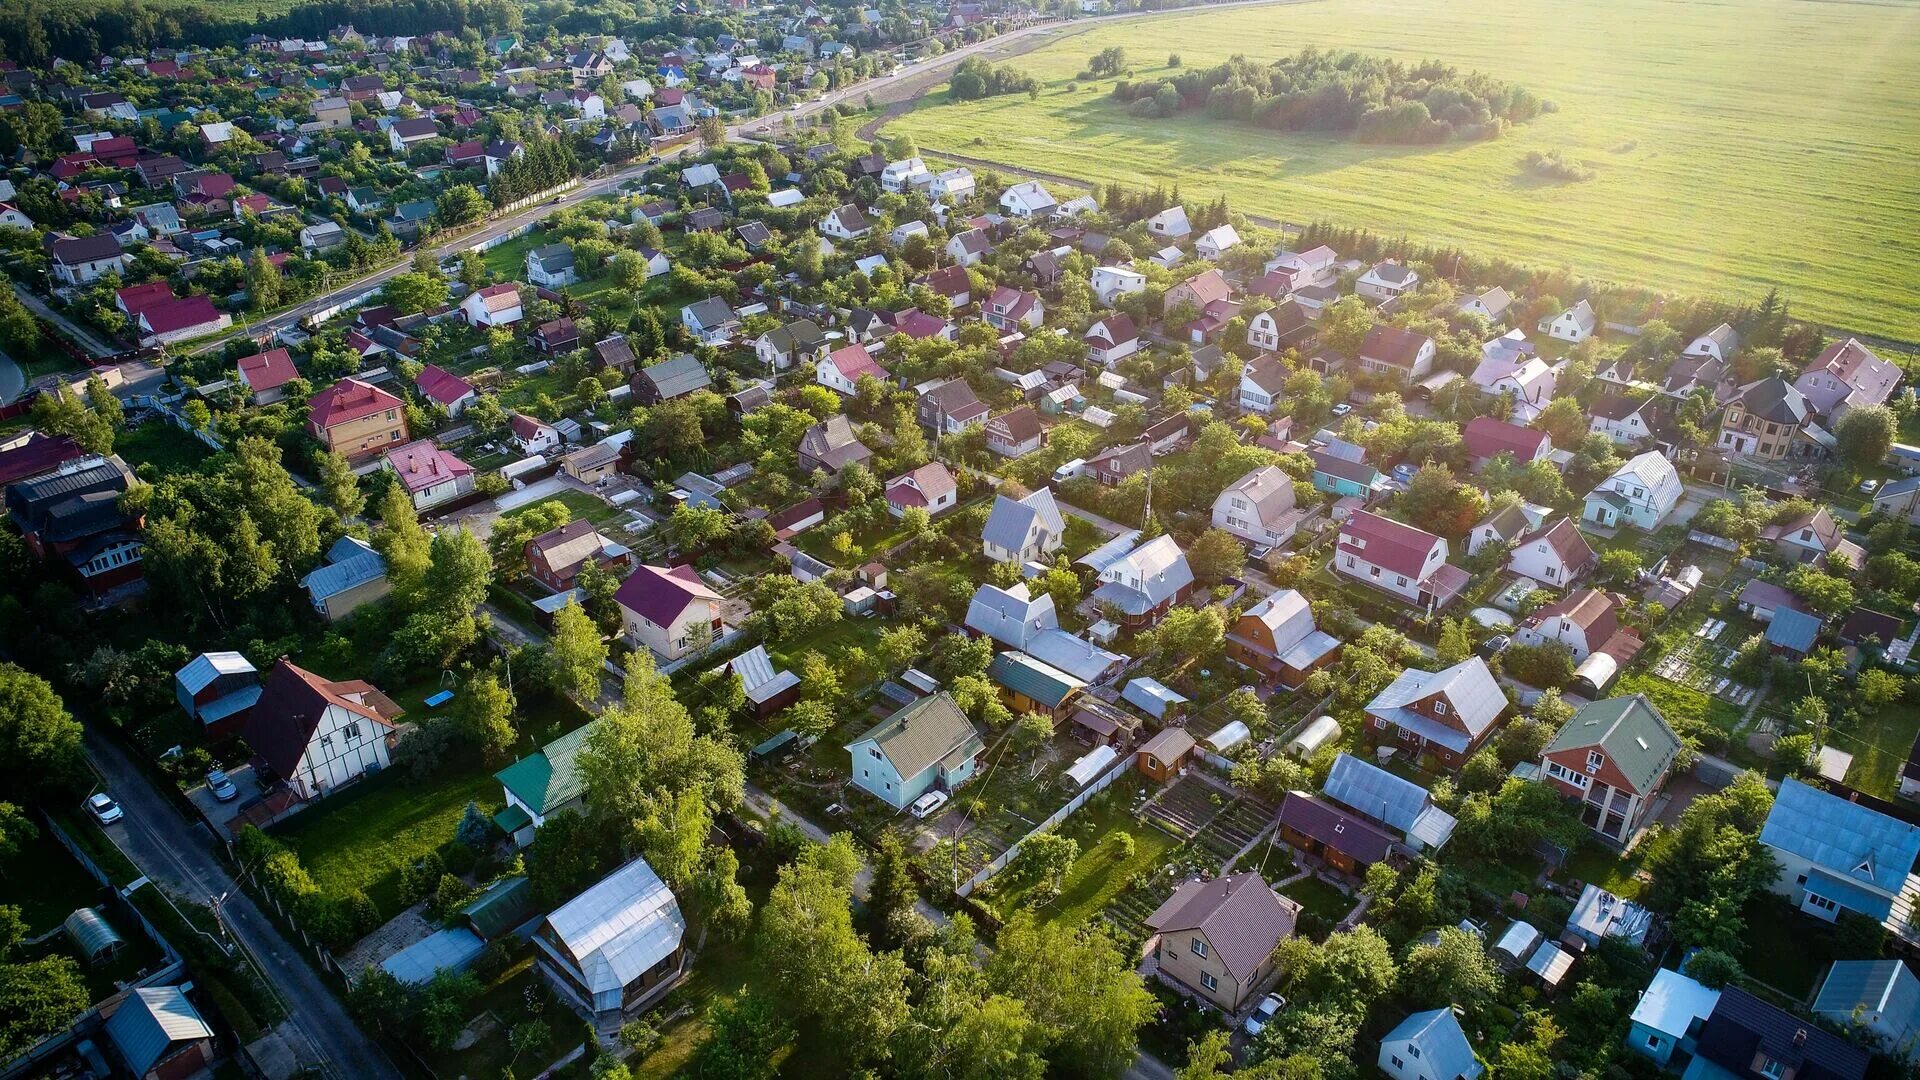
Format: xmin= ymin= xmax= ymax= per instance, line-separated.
xmin=1649 ymin=637 xmax=1758 ymax=707
xmin=1141 ymin=776 xmax=1233 ymax=838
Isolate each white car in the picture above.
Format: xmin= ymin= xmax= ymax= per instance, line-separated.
xmin=908 ymin=790 xmax=949 ymax=819
xmin=87 ymin=792 xmax=124 ymax=825
xmin=1243 ymin=994 xmax=1285 ymax=1037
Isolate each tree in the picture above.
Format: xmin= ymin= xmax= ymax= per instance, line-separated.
xmin=1598 ymin=548 xmax=1643 ymax=585
xmin=455 ymin=801 xmax=493 ymax=850
xmin=1008 ymin=830 xmax=1079 ymax=901
xmin=1835 ymin=404 xmax=1897 ymax=468
xmin=0 ymin=665 xmax=84 ymax=799
xmin=452 ymin=671 xmax=517 ymax=763
xmin=698 ymin=115 xmax=728 ymax=152
xmin=687 ymin=992 xmax=793 ymax=1079
xmin=550 ymin=600 xmax=608 ymax=702
xmin=437 ymin=183 xmax=488 ymax=226
xmin=988 ymin=913 xmax=1155 ymax=1078
xmin=1316 ymin=296 xmax=1374 ymax=358
xmin=1399 ymin=465 xmax=1484 ymax=537
xmin=1784 ymin=565 xmax=1856 ymax=617
xmin=488 ymin=500 xmax=572 ymax=579
xmin=1399 ymin=927 xmax=1501 ymax=1014
xmin=1859 ymin=668 xmax=1907 ymax=711
xmin=0 ymin=955 xmax=91 ymax=1060
xmin=1534 ymin=396 xmax=1588 ymax=448
xmin=314 ymin=449 xmax=365 ymax=522
xmin=383 ymin=271 xmax=448 ymax=315
xmin=868 ymin=831 xmax=919 ymax=946
xmin=1434 ymin=618 xmax=1471 ymax=665
xmin=1187 ymin=527 xmax=1247 ymax=586
xmin=526 ymin=810 xmax=614 ymax=905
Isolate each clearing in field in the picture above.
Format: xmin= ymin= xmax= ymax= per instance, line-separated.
xmin=886 ymin=0 xmax=1920 ymax=340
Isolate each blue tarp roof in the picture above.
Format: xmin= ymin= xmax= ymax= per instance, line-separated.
xmin=1761 ymin=777 xmax=1920 ymax=897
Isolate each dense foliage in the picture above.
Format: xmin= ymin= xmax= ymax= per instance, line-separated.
xmin=948 ymin=57 xmax=1040 ymax=101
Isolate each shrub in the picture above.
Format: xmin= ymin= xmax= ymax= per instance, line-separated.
xmin=1524 ymin=150 xmax=1596 ymax=182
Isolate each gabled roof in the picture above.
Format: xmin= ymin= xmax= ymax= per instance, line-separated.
xmin=1366 ymin=658 xmax=1506 ymax=754
xmin=175 ymin=651 xmax=257 ymax=697
xmin=1813 ymin=960 xmax=1920 ymax=1035
xmin=105 ymin=986 xmax=213 ymax=1077
xmin=1760 ymin=777 xmax=1920 ymax=896
xmin=495 ymin=720 xmax=597 ymax=815
xmin=1359 ymin=324 xmax=1431 ymax=369
xmin=245 ymin=658 xmax=399 ymax=776
xmin=1323 ymin=752 xmax=1434 ymax=835
xmin=1631 ymin=967 xmax=1722 ymax=1038
xmin=309 ymin=377 xmax=403 ymax=429
xmin=1767 ymin=606 xmax=1824 ymax=653
xmin=824 ymin=343 xmax=888 ymax=382
xmin=1381 ymin=1009 xmax=1482 ymax=1080
xmin=798 ymin=414 xmax=871 ymax=470
xmin=529 ymin=519 xmax=616 ymax=582
xmin=1278 ymin=791 xmax=1399 ymax=863
xmin=1696 ymin=986 xmax=1869 ymax=1080
xmin=1516 ymin=517 xmax=1595 ymax=571
xmin=847 ymin=691 xmax=984 ymax=781
xmin=988 ymin=650 xmax=1084 ymax=708
xmin=415 ymin=363 xmax=475 ymax=406
xmin=1544 ymin=694 xmax=1680 ymax=795
xmin=1463 ymin=416 xmax=1550 ymax=461
xmin=1091 ymin=535 xmax=1193 ymax=611
xmin=384 ymin=439 xmax=472 ymax=493
xmin=234 ymin=346 xmax=297 ymax=394
xmin=51 ymin=232 xmax=125 ymax=265
xmin=614 ymin=563 xmax=722 ymax=629
xmin=1218 ymin=465 xmax=1297 ymax=527
xmin=1339 ymin=510 xmax=1443 ymax=578
xmin=982 ymin=488 xmax=1064 ymax=551
xmin=886 ymin=462 xmax=957 ymax=508
xmin=637 ymin=353 xmax=712 ymax=398
xmin=1144 ymin=872 xmax=1299 ymax=984
xmin=544 ymin=856 xmax=685 ymax=999
xmin=986 ymin=405 xmax=1043 ymax=443
xmin=0 ymin=434 xmax=85 ymax=490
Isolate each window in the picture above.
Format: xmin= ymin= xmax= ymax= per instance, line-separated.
xmin=1645 ymin=1034 xmax=1662 ymax=1049
xmin=1408 ymin=1046 xmax=1421 ymax=1059
xmin=1344 ymin=556 xmax=1356 ymax=568
xmin=1395 ymin=574 xmax=1409 ymax=588
xmin=1807 ymin=893 xmax=1839 ymax=914
xmin=1190 ymin=937 xmax=1208 ymax=958
xmin=1587 ymin=750 xmax=1604 ymax=772
xmin=1391 ymin=1057 xmax=1404 ymax=1070
xmin=1200 ymin=972 xmax=1218 ymax=991
xmin=1434 ymin=701 xmax=1448 ymax=716
xmin=343 ymin=723 xmax=360 ymax=742
xmin=1759 ymin=1058 xmax=1785 ymax=1080
xmin=319 ymin=733 xmax=334 ymax=751
xmin=870 ymin=748 xmax=882 ymax=760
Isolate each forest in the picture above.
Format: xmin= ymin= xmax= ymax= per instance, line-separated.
xmin=1109 ymin=47 xmax=1551 ymax=143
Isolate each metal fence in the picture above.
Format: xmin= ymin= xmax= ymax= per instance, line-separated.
xmin=955 ymin=753 xmax=1134 ymax=898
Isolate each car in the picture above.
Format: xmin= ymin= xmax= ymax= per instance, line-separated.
xmin=1477 ymin=633 xmax=1512 ymax=659
xmin=1330 ymin=402 xmax=1353 ymax=417
xmin=206 ymin=770 xmax=238 ymax=802
xmin=1861 ymin=478 xmax=1880 ymax=494
xmin=1244 ymin=994 xmax=1286 ymax=1037
xmin=908 ymin=790 xmax=949 ymax=819
xmin=87 ymin=792 xmax=124 ymax=825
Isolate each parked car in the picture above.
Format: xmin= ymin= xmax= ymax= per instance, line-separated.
xmin=1860 ymin=478 xmax=1880 ymax=494
xmin=207 ymin=770 xmax=238 ymax=802
xmin=1244 ymin=994 xmax=1286 ymax=1037
xmin=1330 ymin=402 xmax=1352 ymax=417
xmin=909 ymin=790 xmax=949 ymax=819
xmin=1477 ymin=633 xmax=1512 ymax=659
xmin=87 ymin=792 xmax=124 ymax=825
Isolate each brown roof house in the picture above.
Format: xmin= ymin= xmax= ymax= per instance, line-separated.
xmin=244 ymin=658 xmax=402 ymax=799
xmin=797 ymin=415 xmax=873 ymax=475
xmin=985 ymin=406 xmax=1044 ymax=459
xmin=1144 ymin=873 xmax=1302 ymax=1012
xmin=1364 ymin=657 xmax=1507 ymax=772
xmin=528 ymin=519 xmax=633 ymax=592
xmin=1136 ymin=726 xmax=1196 ymax=782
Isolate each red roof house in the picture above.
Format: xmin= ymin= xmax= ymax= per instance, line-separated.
xmin=236 ymin=347 xmax=300 ymax=403
xmin=1463 ymin=416 xmax=1552 ymax=466
xmin=414 ymin=363 xmax=477 ymax=414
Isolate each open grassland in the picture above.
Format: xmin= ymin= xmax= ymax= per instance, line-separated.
xmin=888 ymin=0 xmax=1920 ymax=340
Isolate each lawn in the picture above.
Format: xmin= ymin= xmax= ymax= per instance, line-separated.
xmin=990 ymin=775 xmax=1179 ymax=928
xmin=2 ymin=823 xmax=116 ymax=935
xmin=506 ymin=487 xmax=627 ymax=530
xmin=117 ymin=419 xmax=214 ymax=474
xmin=1739 ymin=895 xmax=1851 ymax=999
xmin=1279 ymin=874 xmax=1356 ymax=926
xmin=887 ymin=0 xmax=1920 ymax=340
xmin=1830 ymin=702 xmax=1920 ymax=803
xmin=1614 ymin=671 xmax=1745 ymax=740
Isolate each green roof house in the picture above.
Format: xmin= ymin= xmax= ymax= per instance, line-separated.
xmin=1538 ymin=694 xmax=1680 ymax=845
xmin=494 ymin=721 xmax=598 ymax=846
xmin=988 ymin=650 xmax=1085 ymax=720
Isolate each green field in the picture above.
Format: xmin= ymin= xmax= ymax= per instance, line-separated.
xmin=888 ymin=0 xmax=1920 ymax=340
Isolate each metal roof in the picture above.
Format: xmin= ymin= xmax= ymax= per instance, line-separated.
xmin=381 ymin=927 xmax=485 ymax=985
xmin=1767 ymin=606 xmax=1823 ymax=653
xmin=105 ymin=986 xmax=212 ymax=1076
xmin=1543 ymin=694 xmax=1681 ymax=796
xmin=175 ymin=651 xmax=256 ymax=696
xmin=1760 ymin=778 xmax=1920 ymax=897
xmin=301 ymin=536 xmax=386 ymax=600
xmin=1566 ymin=882 xmax=1652 ymax=946
xmin=1122 ymin=677 xmax=1187 ymax=719
xmin=545 ymin=857 xmax=685 ymax=1003
xmin=494 ymin=721 xmax=598 ymax=816
xmin=1381 ymin=1009 xmax=1482 ymax=1080
xmin=1631 ymin=967 xmax=1721 ymax=1039
xmin=1813 ymin=960 xmax=1920 ymax=1039
xmin=988 ymin=651 xmax=1084 ymax=709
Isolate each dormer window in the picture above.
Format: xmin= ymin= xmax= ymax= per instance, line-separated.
xmin=1434 ymin=701 xmax=1448 ymax=716
xmin=1854 ymin=853 xmax=1876 ymax=878
xmin=1587 ymin=750 xmax=1604 ymax=773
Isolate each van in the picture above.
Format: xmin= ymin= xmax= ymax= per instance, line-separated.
xmin=1052 ymin=458 xmax=1087 ymax=484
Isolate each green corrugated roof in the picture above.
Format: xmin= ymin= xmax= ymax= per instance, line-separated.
xmin=988 ymin=651 xmax=1084 ymax=709
xmin=493 ymin=720 xmax=598 ymax=815
xmin=493 ymin=803 xmax=531 ymax=834
xmin=1544 ymin=694 xmax=1680 ymax=795
xmin=461 ymin=876 xmax=535 ymax=939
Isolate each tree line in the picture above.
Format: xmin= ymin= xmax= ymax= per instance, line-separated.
xmin=1110 ymin=47 xmax=1550 ymax=142
xmin=948 ymin=57 xmax=1040 ymax=101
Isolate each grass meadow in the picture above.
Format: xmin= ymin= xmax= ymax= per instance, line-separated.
xmin=888 ymin=0 xmax=1920 ymax=340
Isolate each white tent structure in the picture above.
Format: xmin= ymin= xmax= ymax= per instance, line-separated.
xmin=1065 ymin=745 xmax=1119 ymax=787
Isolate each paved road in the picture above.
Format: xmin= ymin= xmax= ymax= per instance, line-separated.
xmin=13 ymin=281 xmax=119 ymax=358
xmin=81 ymin=724 xmax=402 ymax=1080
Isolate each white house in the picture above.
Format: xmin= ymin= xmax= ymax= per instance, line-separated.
xmin=929 ymin=167 xmax=974 ymax=200
xmin=845 ymin=692 xmax=984 ymax=811
xmin=880 ymin=156 xmax=929 ymax=193
xmin=1759 ymin=777 xmax=1920 ymax=925
xmin=1508 ymin=517 xmax=1595 ymax=589
xmin=386 ymin=117 xmax=439 ymax=155
xmin=1084 ymin=314 xmax=1140 ymax=366
xmin=1582 ymin=451 xmax=1683 ymax=531
xmin=1794 ymin=338 xmax=1901 ymax=420
xmin=1684 ymin=323 xmax=1740 ymax=363
xmin=1357 ymin=261 xmax=1419 ymax=301
xmin=525 ymin=243 xmax=578 ymax=288
xmin=1459 ymin=286 xmax=1513 ymax=323
xmin=382 ymin=439 xmax=476 ymax=511
xmin=1266 ymin=245 xmax=1337 ymax=286
xmin=461 ymin=283 xmax=524 ymax=327
xmin=244 ymin=658 xmax=399 ymax=801
xmin=680 ymin=296 xmax=738 ymax=343
xmin=1379 ymin=1009 xmax=1483 ymax=1080
xmin=49 ymin=234 xmax=130 ymax=286
xmin=889 ymin=220 xmax=929 ymax=247
xmin=1147 ymin=205 xmax=1191 ymax=239
xmin=885 ymin=462 xmax=958 ymax=518
xmin=1472 ymin=331 xmax=1557 ymax=422
xmin=1514 ymin=588 xmax=1618 ymax=662
xmin=613 ymin=564 xmax=725 ymax=661
xmin=820 ymin=203 xmax=871 ymax=239
xmin=1588 ymin=396 xmax=1665 ymax=446
xmin=1195 ymin=224 xmax=1240 ymax=261
xmin=1212 ymin=465 xmax=1305 ymax=549
xmin=947 ymin=229 xmax=992 ymax=266
xmin=509 ymin=413 xmax=561 ymax=454
xmin=1092 ymin=265 xmax=1146 ymax=307
xmin=0 ymin=203 xmax=32 ymax=231
xmin=817 ymin=343 xmax=888 ymax=395
xmin=982 ymin=488 xmax=1064 ymax=564
xmin=1247 ymin=300 xmax=1312 ymax=355
xmin=999 ymin=181 xmax=1057 ymax=219
xmin=1335 ymin=510 xmax=1469 ymax=610
xmin=1544 ymin=299 xmax=1598 ymax=344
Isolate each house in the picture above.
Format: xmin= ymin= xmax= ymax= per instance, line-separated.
xmin=386 ymin=116 xmax=440 ymax=155
xmin=845 ymin=692 xmax=985 ymax=810
xmin=1471 ymin=331 xmax=1556 ymax=421
xmin=680 ymin=296 xmax=738 ymax=343
xmin=1379 ymin=1009 xmax=1483 ymax=1080
xmin=1358 ymin=325 xmax=1436 ymax=381
xmin=1357 ymin=261 xmax=1418 ymax=301
xmin=1136 ymin=727 xmax=1196 ymax=781
xmin=985 ymin=406 xmax=1045 ymax=459
xmin=1691 ymin=986 xmax=1869 ymax=1080
xmin=1089 ymin=535 xmax=1194 ymax=628
xmin=1092 ymin=265 xmax=1146 ymax=306
xmin=917 ymin=378 xmax=990 ymax=434
xmin=1364 ymin=657 xmax=1507 ymax=770
xmin=1760 ymin=777 xmax=1920 ymax=924
xmin=632 ymin=354 xmax=712 ymax=405
xmin=930 ymin=167 xmax=975 ymax=200
xmin=817 ymin=343 xmax=888 ymax=395
xmin=1143 ymin=873 xmax=1299 ymax=1013
xmin=982 ymin=488 xmax=1065 ymax=564
xmin=1267 ymin=245 xmax=1338 ymax=284
xmin=988 ymin=651 xmax=1085 ymax=721
xmin=300 ymin=221 xmax=346 ymax=253
xmin=1767 ymin=605 xmax=1824 ymax=658
xmin=300 ymin=535 xmax=390 ymax=620
xmin=1278 ymin=790 xmax=1402 ymax=874
xmin=236 ymin=347 xmax=301 ymax=405
xmin=307 ymin=377 xmax=408 ymax=461
xmin=1462 ymin=416 xmax=1551 ymax=469
xmin=1334 ymin=511 xmax=1469 ymax=610
xmin=1540 ymin=694 xmax=1681 ymax=843
xmin=1322 ymin=752 xmax=1457 ymax=851
xmin=1509 ymin=517 xmax=1596 ymax=588
xmin=1164 ymin=268 xmax=1230 ymax=318
xmin=885 ymin=462 xmax=958 ymax=518
xmin=244 ymin=658 xmax=400 ymax=800
xmin=1212 ymin=465 xmax=1306 ymax=549
xmin=1087 ymin=442 xmax=1153 ymax=487
xmin=1582 ymin=451 xmax=1683 ymax=531
xmin=797 ymin=415 xmax=873 ymax=475
xmin=984 ymin=286 xmax=1043 ymax=332
xmin=1310 ymin=450 xmax=1381 ymax=499
xmin=105 ymin=985 xmax=216 ymax=1080
xmin=528 ymin=519 xmax=632 ymax=592
xmin=1247 ymin=299 xmax=1313 ymax=354
xmin=529 ymin=317 xmax=580 ymax=356
xmin=383 ymin=440 xmax=475 ymax=511
xmin=1737 ymin=579 xmax=1812 ymax=625
xmin=1759 ymin=507 xmax=1865 ymax=571
xmin=614 ymin=564 xmax=725 ymax=660
xmin=1588 ymin=395 xmax=1667 ymax=447
xmin=948 ymin=228 xmax=992 ymax=266
xmin=537 ymin=857 xmax=686 ymax=1028
xmin=1872 ymin=476 xmax=1920 ymax=526
xmin=1685 ymin=322 xmax=1741 ymax=363
xmin=1146 ymin=205 xmax=1191 ymax=239
xmin=999 ymin=181 xmax=1057 ymax=219
xmin=461 ymin=283 xmax=524 ymax=327
xmin=1796 ymin=338 xmax=1901 ymax=420
xmin=963 ymin=581 xmax=1125 ymax=684
xmin=526 ymin=244 xmax=578 ymax=288
xmin=1195 ymin=224 xmax=1240 ymax=260
xmin=174 ymin=651 xmax=261 ymax=741
xmin=493 ymin=722 xmax=596 ymax=844
xmin=135 ymin=295 xmax=230 ymax=346
xmin=1719 ymin=376 xmax=1821 ymax=460
xmin=509 ymin=413 xmax=562 ymax=455
xmin=562 ymin=443 xmax=621 ymax=484
xmin=921 ymin=265 xmax=973 ymax=308
xmin=1543 ymin=299 xmax=1598 ymax=343
xmin=1227 ymin=590 xmax=1342 ymax=689
xmin=880 ymin=156 xmax=929 ymax=193
xmin=1239 ymin=354 xmax=1291 ymax=414
xmin=1627 ymin=967 xmax=1722 ymax=1069
xmin=49 ymin=233 xmax=130 ymax=285
xmin=711 ymin=643 xmax=801 ymax=718
xmin=819 ymin=203 xmax=870 ymax=239
xmin=0 ymin=434 xmax=86 ymax=498
xmin=1660 ymin=352 xmax=1732 ymax=400
xmin=415 ymin=364 xmax=477 ymax=415
xmin=754 ymin=320 xmax=826 ymax=371
xmin=1812 ymin=960 xmax=1920 ymax=1063
xmin=1459 ymin=286 xmax=1513 ymax=323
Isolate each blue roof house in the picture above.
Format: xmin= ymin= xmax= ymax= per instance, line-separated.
xmin=1322 ymin=752 xmax=1458 ymax=851
xmin=1759 ymin=777 xmax=1920 ymax=924
xmin=301 ymin=536 xmax=390 ymax=621
xmin=1377 ymin=1008 xmax=1483 ymax=1080
xmin=1813 ymin=959 xmax=1920 ymax=1062
xmin=1626 ymin=967 xmax=1721 ymax=1068
xmin=1765 ymin=606 xmax=1823 ymax=658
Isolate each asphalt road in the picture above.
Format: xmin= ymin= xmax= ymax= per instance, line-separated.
xmin=82 ymin=724 xmax=402 ymax=1080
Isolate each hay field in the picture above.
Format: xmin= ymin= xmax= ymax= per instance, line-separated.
xmin=887 ymin=0 xmax=1920 ymax=340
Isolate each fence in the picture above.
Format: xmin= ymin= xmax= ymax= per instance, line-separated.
xmin=235 ymin=863 xmax=348 ymax=979
xmin=954 ymin=753 xmax=1135 ymax=898
xmin=129 ymin=394 xmax=225 ymax=450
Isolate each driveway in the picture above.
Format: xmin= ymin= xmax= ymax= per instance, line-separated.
xmin=81 ymin=725 xmax=401 ymax=1080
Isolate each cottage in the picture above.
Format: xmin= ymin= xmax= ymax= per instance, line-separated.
xmin=244 ymin=658 xmax=401 ymax=800
xmin=1087 ymin=442 xmax=1153 ymax=487
xmin=817 ymin=343 xmax=889 ymax=396
xmin=1143 ymin=874 xmax=1300 ymax=1012
xmin=174 ymin=651 xmax=261 ymax=741
xmin=754 ymin=320 xmax=827 ymax=371
xmin=1685 ymin=322 xmax=1741 ymax=363
xmin=1627 ymin=968 xmax=1722 ymax=1069
xmin=1089 ymin=535 xmax=1194 ymax=628
xmin=1358 ymin=324 xmax=1436 ymax=381
xmin=1227 ymin=590 xmax=1342 ymax=688
xmin=1266 ymin=245 xmax=1338 ymax=285
xmin=1541 ymin=694 xmax=1681 ymax=843
xmin=1588 ymin=395 xmax=1667 ymax=447
xmin=614 ymin=564 xmax=725 ymax=660
xmin=797 ymin=415 xmax=873 ymax=475
xmin=1247 ymin=299 xmax=1313 ymax=354
xmin=1509 ymin=517 xmax=1596 ymax=589
xmin=1364 ymin=657 xmax=1507 ymax=770
xmin=1760 ymin=777 xmax=1920 ymax=924
xmin=988 ymin=650 xmax=1085 ymax=722
xmin=1544 ymin=299 xmax=1598 ymax=343
xmin=1136 ymin=727 xmax=1196 ymax=781
xmin=529 ymin=317 xmax=580 ymax=356
xmin=1334 ymin=511 xmax=1469 ymax=610
xmin=1278 ymin=791 xmax=1401 ymax=874
xmin=461 ymin=283 xmax=524 ymax=327
xmin=917 ymin=378 xmax=990 ymax=434
xmin=845 ymin=692 xmax=985 ymax=810
xmin=963 ymin=581 xmax=1125 ymax=684
xmin=1758 ymin=506 xmax=1865 ymax=571
xmin=383 ymin=439 xmax=475 ymax=511
xmin=1812 ymin=961 xmax=1920 ymax=1063
xmin=1309 ymin=450 xmax=1382 ymax=499
xmin=1796 ymin=338 xmax=1901 ymax=420
xmin=885 ymin=462 xmax=958 ymax=518
xmin=1462 ymin=416 xmax=1551 ymax=469
xmin=1582 ymin=451 xmax=1683 ymax=531
xmin=819 ymin=203 xmax=871 ymax=239
xmin=1379 ymin=1010 xmax=1481 ymax=1080
xmin=536 ymin=857 xmax=686 ymax=1027
xmin=1211 ymin=465 xmax=1305 ymax=549
xmin=236 ymin=347 xmax=301 ymax=405
xmin=982 ymin=488 xmax=1065 ymax=564
xmin=528 ymin=519 xmax=632 ymax=592
xmin=1092 ymin=265 xmax=1146 ymax=306
xmin=308 ymin=377 xmax=408 ymax=461
xmin=105 ymin=986 xmax=216 ymax=1080
xmin=1239 ymin=354 xmax=1290 ymax=414
xmin=1459 ymin=286 xmax=1513 ymax=323
xmin=1689 ymin=986 xmax=1868 ymax=1080
xmin=1163 ymin=268 xmax=1230 ymax=318
xmin=985 ymin=406 xmax=1045 ymax=459
xmin=1357 ymin=260 xmax=1418 ymax=301
xmin=509 ymin=413 xmax=561 ymax=454
xmin=415 ymin=364 xmax=478 ymax=416
xmin=680 ymin=296 xmax=739 ymax=343
xmin=49 ymin=233 xmax=130 ymax=285
xmin=526 ymin=243 xmax=578 ymax=288
xmin=880 ymin=156 xmax=929 ymax=193
xmin=1718 ymin=375 xmax=1822 ymax=461
xmin=1471 ymin=331 xmax=1556 ymax=421
xmin=1322 ymin=752 xmax=1457 ymax=851
xmin=947 ymin=228 xmax=992 ymax=266
xmin=136 ymin=295 xmax=230 ymax=345
xmin=631 ymin=354 xmax=712 ymax=404
xmin=1195 ymin=224 xmax=1240 ymax=260
xmin=301 ymin=535 xmax=390 ymax=620
xmin=493 ymin=722 xmax=596 ymax=844
xmin=985 ymin=285 xmax=1043 ymax=332
xmin=999 ymin=181 xmax=1057 ymax=219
